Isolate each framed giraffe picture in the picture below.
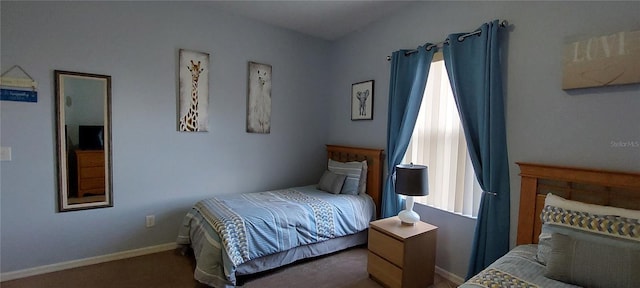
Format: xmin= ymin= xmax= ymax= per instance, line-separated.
xmin=351 ymin=80 xmax=374 ymax=120
xmin=247 ymin=61 xmax=272 ymax=134
xmin=178 ymin=49 xmax=209 ymax=132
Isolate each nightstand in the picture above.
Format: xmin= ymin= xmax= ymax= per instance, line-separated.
xmin=367 ymin=216 xmax=438 ymax=288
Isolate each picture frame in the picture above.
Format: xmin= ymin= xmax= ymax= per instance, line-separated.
xmin=178 ymin=49 xmax=209 ymax=132
xmin=247 ymin=62 xmax=272 ymax=134
xmin=351 ymin=80 xmax=374 ymax=120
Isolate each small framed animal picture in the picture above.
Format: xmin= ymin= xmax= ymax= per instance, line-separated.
xmin=351 ymin=80 xmax=374 ymax=120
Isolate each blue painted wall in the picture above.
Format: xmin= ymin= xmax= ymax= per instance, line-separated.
xmin=0 ymin=2 xmax=330 ymax=273
xmin=2 ymin=1 xmax=639 ymax=281
xmin=327 ymin=1 xmax=640 ymax=278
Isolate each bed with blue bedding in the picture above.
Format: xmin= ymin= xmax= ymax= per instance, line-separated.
xmin=177 ymin=186 xmax=375 ymax=287
xmin=460 ymin=163 xmax=640 ymax=288
xmin=177 ymin=145 xmax=384 ymax=287
xmin=461 ymin=244 xmax=578 ymax=288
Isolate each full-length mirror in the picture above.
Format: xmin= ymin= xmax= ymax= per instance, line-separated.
xmin=55 ymin=70 xmax=112 ymax=211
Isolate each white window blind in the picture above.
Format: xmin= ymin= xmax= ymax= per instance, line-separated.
xmin=402 ymin=56 xmax=482 ymax=218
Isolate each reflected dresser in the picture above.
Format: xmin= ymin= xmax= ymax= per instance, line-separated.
xmin=75 ymin=150 xmax=105 ymax=197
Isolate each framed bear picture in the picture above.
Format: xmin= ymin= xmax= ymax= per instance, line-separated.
xmin=247 ymin=61 xmax=272 ymax=134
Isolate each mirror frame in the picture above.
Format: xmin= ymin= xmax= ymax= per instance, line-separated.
xmin=55 ymin=70 xmax=113 ymax=212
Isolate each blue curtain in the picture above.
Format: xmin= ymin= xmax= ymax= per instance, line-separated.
xmin=442 ymin=20 xmax=510 ymax=279
xmin=381 ymin=47 xmax=434 ymax=218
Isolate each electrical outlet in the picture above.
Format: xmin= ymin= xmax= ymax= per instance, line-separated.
xmin=146 ymin=215 xmax=155 ymax=228
xmin=0 ymin=147 xmax=12 ymax=161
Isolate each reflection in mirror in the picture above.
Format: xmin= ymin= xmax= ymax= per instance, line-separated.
xmin=55 ymin=70 xmax=112 ymax=211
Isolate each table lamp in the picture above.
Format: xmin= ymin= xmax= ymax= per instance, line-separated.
xmin=395 ymin=164 xmax=429 ymax=225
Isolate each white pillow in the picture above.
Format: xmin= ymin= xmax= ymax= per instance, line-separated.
xmin=544 ymin=193 xmax=640 ymax=219
xmin=358 ymin=160 xmax=368 ymax=195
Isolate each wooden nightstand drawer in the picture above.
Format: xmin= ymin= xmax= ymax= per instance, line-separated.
xmin=368 ymin=251 xmax=402 ymax=288
xmin=369 ymin=227 xmax=404 ymax=267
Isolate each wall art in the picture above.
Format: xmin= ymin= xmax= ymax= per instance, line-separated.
xmin=351 ymin=80 xmax=374 ymax=120
xmin=247 ymin=61 xmax=272 ymax=134
xmin=178 ymin=49 xmax=209 ymax=132
xmin=563 ymin=30 xmax=640 ymax=89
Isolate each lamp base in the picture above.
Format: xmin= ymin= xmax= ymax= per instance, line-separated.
xmin=398 ymin=209 xmax=420 ymax=225
xmin=397 ymin=195 xmax=420 ymax=225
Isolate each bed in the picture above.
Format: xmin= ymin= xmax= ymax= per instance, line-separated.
xmin=177 ymin=145 xmax=384 ymax=287
xmin=460 ymin=162 xmax=640 ymax=288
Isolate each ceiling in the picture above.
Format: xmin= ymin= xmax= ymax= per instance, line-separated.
xmin=206 ymin=1 xmax=413 ymax=41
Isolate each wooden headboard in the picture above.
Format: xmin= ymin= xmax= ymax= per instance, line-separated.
xmin=516 ymin=162 xmax=640 ymax=245
xmin=326 ymin=145 xmax=385 ymax=218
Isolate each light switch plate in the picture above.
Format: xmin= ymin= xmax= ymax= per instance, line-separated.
xmin=146 ymin=215 xmax=155 ymax=228
xmin=0 ymin=147 xmax=11 ymax=161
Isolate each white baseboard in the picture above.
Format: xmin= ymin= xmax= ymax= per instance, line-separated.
xmin=3 ymin=243 xmax=465 ymax=284
xmin=0 ymin=242 xmax=178 ymax=282
xmin=435 ymin=265 xmax=465 ymax=286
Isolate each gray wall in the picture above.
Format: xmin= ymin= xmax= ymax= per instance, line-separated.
xmin=327 ymin=1 xmax=640 ymax=278
xmin=0 ymin=2 xmax=331 ymax=272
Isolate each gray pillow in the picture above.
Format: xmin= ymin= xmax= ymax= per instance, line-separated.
xmin=545 ymin=233 xmax=640 ymax=288
xmin=537 ymin=222 xmax=640 ymax=265
xmin=317 ymin=170 xmax=347 ymax=194
xmin=327 ymin=159 xmax=363 ymax=195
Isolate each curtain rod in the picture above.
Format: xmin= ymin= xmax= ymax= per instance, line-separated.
xmin=386 ymin=20 xmax=509 ymax=61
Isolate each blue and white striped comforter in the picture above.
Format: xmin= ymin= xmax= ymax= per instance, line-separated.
xmin=177 ymin=185 xmax=375 ymax=287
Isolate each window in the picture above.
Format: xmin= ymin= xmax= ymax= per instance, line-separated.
xmin=401 ymin=53 xmax=482 ymax=218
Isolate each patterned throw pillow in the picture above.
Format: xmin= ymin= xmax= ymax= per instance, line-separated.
xmin=536 ymin=194 xmax=640 ymax=265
